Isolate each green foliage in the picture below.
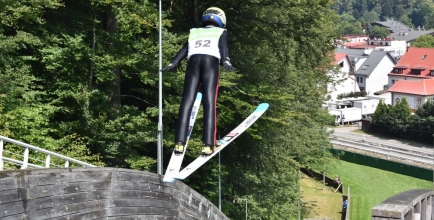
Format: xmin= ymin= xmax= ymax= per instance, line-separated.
xmin=388 ymin=98 xmax=412 ymax=133
xmin=369 ymin=26 xmax=390 ymax=39
xmin=371 ymin=98 xmax=434 ymax=144
xmin=411 ymin=35 xmax=434 ymax=48
xmin=332 ymin=0 xmax=434 ymax=30
xmin=370 ymin=98 xmax=412 ymax=135
xmin=337 ymin=13 xmax=364 ymax=35
xmin=337 ymin=91 xmax=367 ymax=99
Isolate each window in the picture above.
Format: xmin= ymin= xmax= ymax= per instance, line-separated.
xmin=391 ymin=79 xmax=396 ymax=85
xmin=393 ymin=68 xmax=404 ymax=74
xmin=417 ymin=97 xmax=422 ymax=108
xmin=422 ymin=55 xmax=427 ymax=60
xmin=361 ymin=65 xmax=369 ymax=70
xmin=395 ymin=98 xmax=400 ymax=103
xmin=339 ymin=62 xmax=344 ymax=67
xmin=360 ymin=77 xmax=363 ymax=83
xmin=393 ymin=68 xmax=403 ymax=74
xmin=411 ymin=69 xmax=421 ymax=75
xmin=430 ymin=70 xmax=434 ymax=76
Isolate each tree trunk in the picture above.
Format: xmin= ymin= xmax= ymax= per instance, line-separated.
xmin=104 ymin=5 xmax=121 ymax=110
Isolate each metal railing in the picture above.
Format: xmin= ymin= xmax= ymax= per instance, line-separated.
xmin=0 ymin=135 xmax=97 ymax=170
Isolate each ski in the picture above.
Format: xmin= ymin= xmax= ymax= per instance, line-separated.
xmin=173 ymin=103 xmax=269 ymax=180
xmin=163 ymin=92 xmax=202 ymax=183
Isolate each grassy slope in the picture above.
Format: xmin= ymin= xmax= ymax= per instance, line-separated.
xmin=327 ymin=160 xmax=433 ymax=219
xmin=301 ymin=173 xmax=343 ymax=220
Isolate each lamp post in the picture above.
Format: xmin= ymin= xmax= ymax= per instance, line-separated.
xmin=157 ymin=0 xmax=163 ymax=175
xmin=233 ymin=198 xmax=248 ymax=220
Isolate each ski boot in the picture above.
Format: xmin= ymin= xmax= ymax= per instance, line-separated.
xmin=174 ymin=142 xmax=185 ymax=154
xmin=201 ymin=145 xmax=214 ymax=156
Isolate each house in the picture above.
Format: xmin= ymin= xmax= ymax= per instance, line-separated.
xmin=340 ymin=36 xmax=407 ymax=60
xmin=388 ymin=47 xmax=434 ymax=88
xmin=342 ymin=35 xmax=369 ymax=43
xmin=371 ymin=19 xmax=434 ymax=43
xmin=388 ymin=79 xmax=434 ymax=110
xmin=353 ymin=50 xmax=397 ymax=94
xmin=336 ymin=48 xmax=368 ymax=70
xmin=327 ymin=53 xmax=360 ymax=100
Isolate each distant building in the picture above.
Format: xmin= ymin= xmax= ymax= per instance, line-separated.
xmin=371 ymin=19 xmax=434 ymax=43
xmin=388 ymin=79 xmax=434 ymax=110
xmin=327 ymin=53 xmax=360 ymax=100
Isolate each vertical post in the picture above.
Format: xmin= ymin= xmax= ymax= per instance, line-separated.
xmin=245 ymin=199 xmax=248 ymax=220
xmin=298 ymin=168 xmax=301 ymax=220
xmin=234 ymin=198 xmax=248 ymax=220
xmin=157 ymin=0 xmax=163 ymax=175
xmin=21 ymin=148 xmax=29 ymax=169
xmin=0 ymin=140 xmax=3 ymax=171
xmin=219 ymin=151 xmax=221 ymax=210
xmin=45 ymin=155 xmax=51 ymax=168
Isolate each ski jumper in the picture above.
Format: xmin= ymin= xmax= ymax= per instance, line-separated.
xmin=168 ymin=27 xmax=231 ymax=147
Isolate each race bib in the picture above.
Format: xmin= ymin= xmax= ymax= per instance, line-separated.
xmin=187 ymin=27 xmax=224 ymax=60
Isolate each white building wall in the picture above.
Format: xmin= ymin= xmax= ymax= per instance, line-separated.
xmin=370 ymin=41 xmax=407 ymax=58
xmin=365 ymin=57 xmax=395 ymax=95
xmin=392 ymin=94 xmax=434 ymax=110
xmin=328 ymin=59 xmax=360 ymax=101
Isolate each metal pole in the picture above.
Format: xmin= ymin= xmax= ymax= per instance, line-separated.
xmin=322 ymin=126 xmax=325 ymax=190
xmin=298 ymin=168 xmax=301 ymax=220
xmin=219 ymin=151 xmax=221 ymax=210
xmin=245 ymin=199 xmax=248 ymax=220
xmin=157 ymin=0 xmax=163 ymax=175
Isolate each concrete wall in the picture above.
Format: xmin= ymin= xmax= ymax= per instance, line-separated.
xmin=0 ymin=167 xmax=228 ymax=220
xmin=372 ymin=189 xmax=434 ymax=220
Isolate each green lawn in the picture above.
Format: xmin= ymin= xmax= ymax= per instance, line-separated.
xmin=327 ymin=160 xmax=433 ymax=220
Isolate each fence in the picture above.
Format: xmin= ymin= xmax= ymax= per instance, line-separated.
xmin=330 ymin=149 xmax=433 ymax=181
xmin=0 ymin=135 xmax=96 ymax=170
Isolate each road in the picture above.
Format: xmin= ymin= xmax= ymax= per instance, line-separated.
xmin=329 ymin=123 xmax=434 ymax=170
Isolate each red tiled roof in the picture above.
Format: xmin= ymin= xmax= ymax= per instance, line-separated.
xmin=389 ymin=47 xmax=434 ymax=77
xmin=388 ymin=79 xmax=434 ymax=95
xmin=334 ymin=53 xmax=347 ymax=64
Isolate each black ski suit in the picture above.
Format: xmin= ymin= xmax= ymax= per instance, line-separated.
xmin=163 ymin=26 xmax=235 ymax=146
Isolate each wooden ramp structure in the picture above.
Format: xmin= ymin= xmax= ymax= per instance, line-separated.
xmin=0 ymin=167 xmax=228 ymax=220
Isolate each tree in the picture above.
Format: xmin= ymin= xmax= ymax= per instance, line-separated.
xmin=411 ymin=3 xmax=434 ymax=29
xmin=369 ymin=26 xmax=390 ymax=39
xmin=387 ymin=97 xmax=412 ymax=135
xmin=364 ymin=10 xmax=380 ymax=23
xmin=411 ymin=35 xmax=434 ymax=48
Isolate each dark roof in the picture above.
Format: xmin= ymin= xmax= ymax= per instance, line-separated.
xmin=371 ymin=19 xmax=434 ymax=42
xmin=355 ymin=51 xmax=396 ymax=76
xmin=336 ymin=48 xmax=367 ymax=56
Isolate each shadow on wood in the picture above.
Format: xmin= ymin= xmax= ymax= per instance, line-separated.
xmin=0 ymin=167 xmax=228 ymax=219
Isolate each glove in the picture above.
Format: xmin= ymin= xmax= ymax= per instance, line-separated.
xmin=222 ymin=60 xmax=236 ymax=71
xmin=160 ymin=63 xmax=177 ymax=73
